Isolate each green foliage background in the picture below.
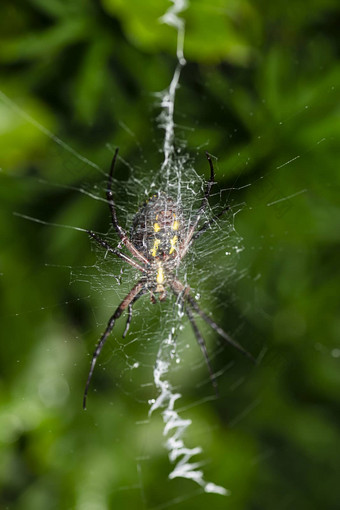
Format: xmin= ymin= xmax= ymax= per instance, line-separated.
xmin=1 ymin=0 xmax=339 ymax=508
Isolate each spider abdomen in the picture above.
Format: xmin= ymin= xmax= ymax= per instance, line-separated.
xmin=131 ymin=192 xmax=183 ymax=260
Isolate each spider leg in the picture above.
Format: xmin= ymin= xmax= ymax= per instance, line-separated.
xmin=193 ymin=204 xmax=230 ymax=240
xmin=106 ymin=149 xmax=149 ymax=266
xmin=180 ymin=152 xmax=216 ymax=258
xmin=185 ymin=303 xmax=219 ymax=395
xmin=186 ymin=294 xmax=256 ymax=364
xmin=122 ymin=285 xmax=149 ymax=338
xmin=171 ymin=278 xmax=255 ymax=363
xmin=204 ymin=151 xmax=216 ymax=199
xmin=83 ymin=280 xmax=145 ymax=410
xmin=87 ymin=230 xmax=147 ymax=273
xmin=122 ymin=304 xmax=133 ymax=338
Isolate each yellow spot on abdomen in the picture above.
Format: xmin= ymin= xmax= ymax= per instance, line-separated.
xmin=150 ymin=239 xmax=160 ymax=257
xmin=153 ymin=222 xmax=161 ymax=232
xmin=157 ymin=263 xmax=164 ymax=284
xmin=169 ymin=235 xmax=178 ymax=255
xmin=172 ymin=220 xmax=179 ymax=231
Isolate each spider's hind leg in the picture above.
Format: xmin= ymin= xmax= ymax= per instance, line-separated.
xmin=171 ymin=279 xmax=219 ymax=394
xmin=83 ymin=280 xmax=145 ymax=410
xmin=185 ymin=303 xmax=219 ymax=395
xmin=186 ymin=294 xmax=256 ymax=364
xmin=170 ymin=278 xmax=256 ymax=394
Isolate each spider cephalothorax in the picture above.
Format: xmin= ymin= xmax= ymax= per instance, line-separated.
xmin=83 ymin=149 xmax=255 ymax=409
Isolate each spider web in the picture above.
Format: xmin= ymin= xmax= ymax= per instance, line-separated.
xmin=1 ymin=0 xmax=337 ymax=508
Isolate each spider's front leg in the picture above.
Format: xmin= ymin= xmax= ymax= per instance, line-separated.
xmin=106 ymin=149 xmax=149 ymax=266
xmin=192 ymin=204 xmax=230 ymax=241
xmin=87 ymin=230 xmax=147 ymax=273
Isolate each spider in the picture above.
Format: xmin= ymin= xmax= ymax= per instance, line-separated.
xmin=83 ymin=149 xmax=254 ymax=409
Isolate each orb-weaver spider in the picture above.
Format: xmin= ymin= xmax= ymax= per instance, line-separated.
xmin=83 ymin=149 xmax=254 ymax=409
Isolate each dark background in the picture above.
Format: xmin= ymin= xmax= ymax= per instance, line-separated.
xmin=1 ymin=0 xmax=339 ymax=508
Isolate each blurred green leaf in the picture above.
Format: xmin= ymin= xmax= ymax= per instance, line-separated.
xmin=1 ymin=0 xmax=339 ymax=508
